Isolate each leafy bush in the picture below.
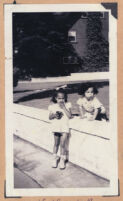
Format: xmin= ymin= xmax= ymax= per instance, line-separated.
xmin=82 ymin=13 xmax=109 ymax=72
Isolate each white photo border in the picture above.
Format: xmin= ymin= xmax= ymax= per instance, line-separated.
xmin=4 ymin=4 xmax=118 ymax=197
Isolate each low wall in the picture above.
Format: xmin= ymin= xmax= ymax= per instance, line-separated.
xmin=19 ymin=72 xmax=109 ymax=83
xmin=13 ymin=104 xmax=112 ymax=180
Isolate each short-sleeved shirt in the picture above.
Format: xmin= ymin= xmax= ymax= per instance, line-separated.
xmin=48 ymin=102 xmax=72 ymax=133
xmin=77 ymin=97 xmax=103 ymax=114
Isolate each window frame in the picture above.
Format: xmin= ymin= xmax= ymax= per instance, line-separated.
xmin=63 ymin=56 xmax=79 ymax=65
xmin=68 ymin=30 xmax=77 ymax=43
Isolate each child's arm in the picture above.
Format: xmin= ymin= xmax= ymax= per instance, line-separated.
xmin=48 ymin=104 xmax=59 ymax=120
xmin=77 ymin=98 xmax=85 ymax=119
xmin=78 ymin=106 xmax=85 ymax=119
xmin=49 ymin=112 xmax=61 ymax=120
xmin=63 ymin=107 xmax=72 ymax=119
xmin=88 ymin=97 xmax=106 ymax=121
xmin=59 ymin=103 xmax=72 ymax=119
xmin=49 ymin=112 xmax=56 ymax=120
xmin=88 ymin=108 xmax=98 ymax=121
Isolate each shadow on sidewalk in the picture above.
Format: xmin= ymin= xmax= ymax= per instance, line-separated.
xmin=14 ymin=135 xmax=110 ymax=188
xmin=14 ymin=81 xmax=109 ymax=104
xmin=14 ymin=167 xmax=42 ymax=188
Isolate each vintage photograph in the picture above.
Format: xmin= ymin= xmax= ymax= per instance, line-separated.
xmin=5 ymin=4 xmax=118 ymax=196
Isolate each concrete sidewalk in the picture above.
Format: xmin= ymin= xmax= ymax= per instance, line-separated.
xmin=14 ymin=135 xmax=110 ymax=188
xmin=14 ymin=167 xmax=41 ymax=188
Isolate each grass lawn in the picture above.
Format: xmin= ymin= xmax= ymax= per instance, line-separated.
xmin=13 ymin=81 xmax=109 ymax=117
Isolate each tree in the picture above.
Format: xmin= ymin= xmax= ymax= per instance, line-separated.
xmin=13 ymin=12 xmax=82 ymax=83
xmin=82 ymin=12 xmax=109 ymax=72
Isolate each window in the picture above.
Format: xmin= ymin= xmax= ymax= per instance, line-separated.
xmin=63 ymin=56 xmax=79 ymax=64
xmin=68 ymin=31 xmax=76 ymax=42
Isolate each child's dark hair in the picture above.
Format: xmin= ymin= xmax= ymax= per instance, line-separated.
xmin=79 ymin=82 xmax=98 ymax=96
xmin=51 ymin=88 xmax=67 ymax=103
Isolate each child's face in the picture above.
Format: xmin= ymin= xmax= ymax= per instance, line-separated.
xmin=85 ymin=87 xmax=94 ymax=100
xmin=56 ymin=93 xmax=65 ymax=104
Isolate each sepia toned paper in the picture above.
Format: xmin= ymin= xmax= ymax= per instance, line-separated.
xmin=0 ymin=1 xmax=123 ymax=201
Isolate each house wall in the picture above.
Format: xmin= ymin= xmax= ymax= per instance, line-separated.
xmin=69 ymin=12 xmax=109 ymax=58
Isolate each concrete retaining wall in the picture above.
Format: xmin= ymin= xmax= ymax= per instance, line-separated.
xmin=13 ymin=104 xmax=112 ymax=180
xmin=19 ymin=72 xmax=109 ymax=83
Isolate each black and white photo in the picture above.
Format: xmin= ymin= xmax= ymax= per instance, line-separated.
xmin=4 ymin=3 xmax=118 ymax=196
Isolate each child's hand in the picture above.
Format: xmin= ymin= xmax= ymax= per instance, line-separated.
xmin=55 ymin=111 xmax=63 ymax=119
xmin=80 ymin=115 xmax=86 ymax=119
xmin=55 ymin=112 xmax=60 ymax=119
xmin=87 ymin=106 xmax=94 ymax=113
xmin=87 ymin=116 xmax=95 ymax=121
xmin=49 ymin=113 xmax=56 ymax=120
xmin=59 ymin=102 xmax=65 ymax=109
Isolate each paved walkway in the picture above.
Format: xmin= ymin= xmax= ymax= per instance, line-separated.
xmin=14 ymin=167 xmax=41 ymax=188
xmin=14 ymin=135 xmax=109 ymax=188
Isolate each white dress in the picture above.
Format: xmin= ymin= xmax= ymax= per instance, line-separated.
xmin=48 ymin=102 xmax=72 ymax=133
xmin=77 ymin=97 xmax=105 ymax=118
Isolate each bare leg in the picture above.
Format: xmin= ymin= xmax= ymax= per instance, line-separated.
xmin=60 ymin=132 xmax=68 ymax=155
xmin=52 ymin=133 xmax=60 ymax=168
xmin=59 ymin=133 xmax=68 ymax=169
xmin=53 ymin=133 xmax=60 ymax=154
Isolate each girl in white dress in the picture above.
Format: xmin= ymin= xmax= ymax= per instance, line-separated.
xmin=77 ymin=83 xmax=108 ymax=121
xmin=48 ymin=88 xmax=72 ymax=169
